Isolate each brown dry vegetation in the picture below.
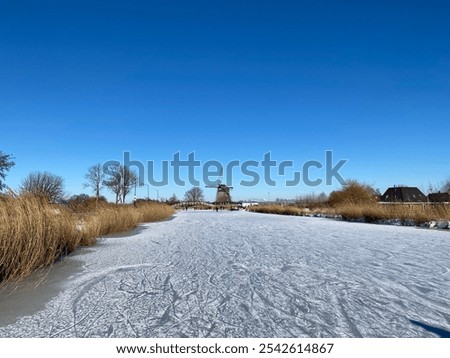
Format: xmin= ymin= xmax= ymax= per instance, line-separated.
xmin=0 ymin=195 xmax=174 ymax=283
xmin=247 ymin=205 xmax=307 ymax=216
xmin=335 ymin=203 xmax=450 ymax=223
xmin=328 ymin=180 xmax=450 ymax=223
xmin=248 ymin=202 xmax=450 ymax=224
xmin=328 ymin=180 xmax=378 ymax=206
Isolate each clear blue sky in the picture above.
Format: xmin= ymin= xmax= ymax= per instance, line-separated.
xmin=1 ymin=0 xmax=449 ymax=202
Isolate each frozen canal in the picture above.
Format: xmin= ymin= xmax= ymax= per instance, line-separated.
xmin=1 ymin=210 xmax=450 ymax=338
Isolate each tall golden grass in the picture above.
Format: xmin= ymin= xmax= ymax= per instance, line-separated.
xmin=251 ymin=180 xmax=450 ymax=224
xmin=248 ymin=203 xmax=450 ymax=223
xmin=247 ymin=205 xmax=306 ymax=216
xmin=0 ymin=195 xmax=174 ymax=283
xmin=335 ymin=203 xmax=450 ymax=223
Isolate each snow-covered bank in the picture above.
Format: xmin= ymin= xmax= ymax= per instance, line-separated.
xmin=296 ymin=212 xmax=450 ymax=230
xmin=340 ymin=217 xmax=450 ymax=230
xmin=0 ymin=211 xmax=449 ymax=338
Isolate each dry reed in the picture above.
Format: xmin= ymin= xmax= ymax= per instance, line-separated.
xmin=248 ymin=203 xmax=450 ymax=224
xmin=335 ymin=203 xmax=450 ymax=223
xmin=247 ymin=205 xmax=307 ymax=216
xmin=0 ymin=196 xmax=174 ymax=283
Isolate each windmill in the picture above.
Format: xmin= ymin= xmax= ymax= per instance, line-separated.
xmin=206 ymin=168 xmax=233 ymax=204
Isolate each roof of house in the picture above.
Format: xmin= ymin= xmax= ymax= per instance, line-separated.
xmin=381 ymin=187 xmax=427 ymax=202
xmin=428 ymin=192 xmax=450 ymax=202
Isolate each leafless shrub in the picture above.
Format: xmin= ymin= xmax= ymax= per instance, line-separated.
xmin=20 ymin=171 xmax=65 ymax=203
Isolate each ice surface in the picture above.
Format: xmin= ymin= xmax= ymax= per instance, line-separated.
xmin=1 ymin=211 xmax=449 ymax=337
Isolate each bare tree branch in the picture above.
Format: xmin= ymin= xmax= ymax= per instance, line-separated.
xmin=20 ymin=171 xmax=65 ymax=203
xmin=103 ymin=164 xmax=138 ymax=204
xmin=103 ymin=165 xmax=122 ymax=204
xmin=122 ymin=166 xmax=138 ymax=204
xmin=442 ymin=176 xmax=450 ymax=193
xmin=83 ymin=163 xmax=105 ymax=200
xmin=184 ymin=187 xmax=204 ymax=203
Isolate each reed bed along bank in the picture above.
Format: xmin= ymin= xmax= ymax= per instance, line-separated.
xmin=335 ymin=203 xmax=450 ymax=224
xmin=248 ymin=203 xmax=450 ymax=226
xmin=247 ymin=205 xmax=307 ymax=216
xmin=0 ymin=196 xmax=174 ymax=283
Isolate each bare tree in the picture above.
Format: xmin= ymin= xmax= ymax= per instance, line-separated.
xmin=103 ymin=164 xmax=138 ymax=204
xmin=167 ymin=193 xmax=179 ymax=205
xmin=20 ymin=171 xmax=65 ymax=202
xmin=122 ymin=166 xmax=138 ymax=204
xmin=184 ymin=187 xmax=204 ymax=203
xmin=295 ymin=192 xmax=328 ymax=206
xmin=104 ymin=164 xmax=122 ymax=204
xmin=442 ymin=176 xmax=450 ymax=193
xmin=83 ymin=163 xmax=105 ymax=201
xmin=0 ymin=151 xmax=15 ymax=192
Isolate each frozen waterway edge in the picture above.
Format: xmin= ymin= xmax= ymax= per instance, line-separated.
xmin=1 ymin=211 xmax=449 ymax=338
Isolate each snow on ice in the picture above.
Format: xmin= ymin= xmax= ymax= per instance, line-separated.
xmin=0 ymin=211 xmax=449 ymax=338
